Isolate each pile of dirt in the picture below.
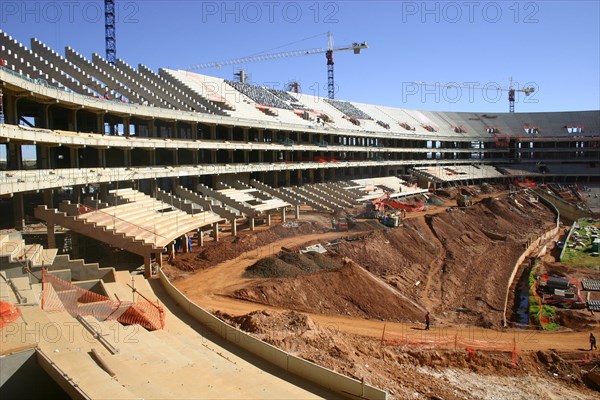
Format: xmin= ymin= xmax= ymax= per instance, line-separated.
xmin=244 ymin=251 xmax=341 ymax=278
xmin=231 ymin=261 xmax=423 ymax=322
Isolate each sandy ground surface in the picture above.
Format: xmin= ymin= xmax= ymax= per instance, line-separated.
xmin=164 ymin=186 xmax=600 ymax=399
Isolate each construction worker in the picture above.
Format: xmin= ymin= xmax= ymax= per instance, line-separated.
xmin=425 ymin=311 xmax=430 ymax=330
xmin=591 ymin=333 xmax=597 ymax=351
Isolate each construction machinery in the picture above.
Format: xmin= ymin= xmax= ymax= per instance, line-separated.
xmin=456 ymin=195 xmax=472 ymax=207
xmin=332 ymin=216 xmax=349 ymax=231
xmin=185 ymin=32 xmax=368 ymax=99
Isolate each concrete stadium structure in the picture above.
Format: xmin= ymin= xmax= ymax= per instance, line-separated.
xmin=1 ymin=30 xmax=599 ymax=398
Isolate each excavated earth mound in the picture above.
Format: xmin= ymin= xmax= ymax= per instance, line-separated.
xmin=243 ymin=251 xmax=341 ymax=278
xmin=231 ymin=260 xmax=423 ymax=322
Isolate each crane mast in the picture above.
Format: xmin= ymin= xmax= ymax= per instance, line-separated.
xmin=104 ymin=0 xmax=116 ymax=65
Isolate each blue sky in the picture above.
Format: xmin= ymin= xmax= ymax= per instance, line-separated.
xmin=1 ymin=0 xmax=599 ymax=112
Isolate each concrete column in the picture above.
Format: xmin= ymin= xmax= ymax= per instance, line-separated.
xmin=7 ymin=142 xmax=22 ymax=169
xmin=295 ymin=204 xmax=300 ymax=219
xmin=4 ymin=93 xmax=18 ymax=125
xmin=43 ymin=189 xmax=53 ymax=209
xmin=282 ymin=207 xmax=286 ymax=222
xmin=156 ymin=253 xmax=163 ymax=268
xmin=212 ymin=223 xmax=219 ymax=242
xmin=210 ymin=125 xmax=216 ymax=140
xmin=98 ymin=148 xmax=106 ymax=168
xmin=144 ymin=256 xmax=152 ymax=278
xmin=47 ymin=222 xmax=56 ymax=249
xmin=250 ymin=218 xmax=255 ymax=231
xmin=96 ymin=113 xmax=104 ymax=134
xmin=121 ymin=116 xmax=129 ymax=136
xmin=231 ymin=218 xmax=237 ymax=236
xmin=40 ymin=104 xmax=50 ymax=129
xmin=267 ymin=213 xmax=271 ymax=226
xmin=167 ymin=242 xmax=176 ymax=261
xmin=197 ymin=229 xmax=204 ymax=247
xmin=243 ymin=128 xmax=249 ymax=142
xmin=124 ymin=149 xmax=131 ymax=167
xmin=285 ymin=171 xmax=291 ymax=186
xmin=182 ymin=235 xmax=190 ymax=253
xmin=69 ymin=147 xmax=79 ymax=168
xmin=191 ymin=122 xmax=198 ymax=140
xmin=71 ymin=185 xmax=83 ymax=204
xmin=13 ymin=193 xmax=25 ymax=230
xmin=68 ymin=109 xmax=78 ymax=132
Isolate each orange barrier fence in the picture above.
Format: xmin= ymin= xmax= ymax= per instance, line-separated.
xmin=0 ymin=301 xmax=21 ymax=329
xmin=42 ymin=269 xmax=165 ymax=330
xmin=382 ymin=333 xmax=519 ymax=366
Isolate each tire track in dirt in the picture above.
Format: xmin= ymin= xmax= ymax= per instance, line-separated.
xmin=422 ymin=215 xmax=447 ymax=313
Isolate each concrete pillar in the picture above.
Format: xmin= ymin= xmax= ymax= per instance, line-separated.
xmin=144 ymin=256 xmax=152 ymax=278
xmin=295 ymin=204 xmax=300 ymax=219
xmin=197 ymin=229 xmax=204 ymax=247
xmin=156 ymin=253 xmax=163 ymax=268
xmin=96 ymin=113 xmax=104 ymax=134
xmin=7 ymin=142 xmax=22 ymax=169
xmin=282 ymin=207 xmax=286 ymax=222
xmin=210 ymin=125 xmax=216 ymax=140
xmin=68 ymin=109 xmax=78 ymax=132
xmin=40 ymin=104 xmax=50 ymax=129
xmin=123 ymin=116 xmax=130 ymax=136
xmin=67 ymin=148 xmax=80 ymax=171
xmin=168 ymin=242 xmax=176 ymax=261
xmin=267 ymin=213 xmax=271 ymax=226
xmin=250 ymin=218 xmax=255 ymax=231
xmin=182 ymin=235 xmax=190 ymax=253
xmin=98 ymin=148 xmax=106 ymax=168
xmin=231 ymin=218 xmax=237 ymax=236
xmin=43 ymin=189 xmax=53 ymax=209
xmin=13 ymin=193 xmax=25 ymax=230
xmin=4 ymin=93 xmax=18 ymax=125
xmin=212 ymin=223 xmax=219 ymax=242
xmin=191 ymin=122 xmax=198 ymax=140
xmin=124 ymin=149 xmax=131 ymax=167
xmin=47 ymin=222 xmax=56 ymax=249
xmin=71 ymin=185 xmax=83 ymax=204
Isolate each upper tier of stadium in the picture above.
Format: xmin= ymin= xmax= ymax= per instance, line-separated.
xmin=1 ymin=29 xmax=598 ymax=141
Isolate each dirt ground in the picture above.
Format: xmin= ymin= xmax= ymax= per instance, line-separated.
xmin=167 ymin=185 xmax=600 ymax=399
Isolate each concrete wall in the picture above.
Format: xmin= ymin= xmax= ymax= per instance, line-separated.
xmin=501 ymin=199 xmax=560 ymax=326
xmin=0 ymin=349 xmax=69 ymax=399
xmin=534 ymin=188 xmax=592 ymax=222
xmin=158 ymin=269 xmax=387 ymax=400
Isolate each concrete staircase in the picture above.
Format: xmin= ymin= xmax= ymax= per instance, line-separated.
xmin=34 ymin=205 xmax=159 ymax=257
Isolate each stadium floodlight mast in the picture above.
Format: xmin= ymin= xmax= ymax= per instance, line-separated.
xmin=414 ymin=78 xmax=535 ymax=112
xmin=184 ymin=32 xmax=368 ymax=99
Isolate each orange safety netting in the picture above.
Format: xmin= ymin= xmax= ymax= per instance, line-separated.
xmin=0 ymin=301 xmax=21 ymax=328
xmin=42 ymin=269 xmax=164 ymax=330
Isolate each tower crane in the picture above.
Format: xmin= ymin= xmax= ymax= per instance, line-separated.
xmin=185 ymin=32 xmax=368 ymax=99
xmin=104 ymin=0 xmax=116 ymax=64
xmin=415 ymin=78 xmax=535 ymax=112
